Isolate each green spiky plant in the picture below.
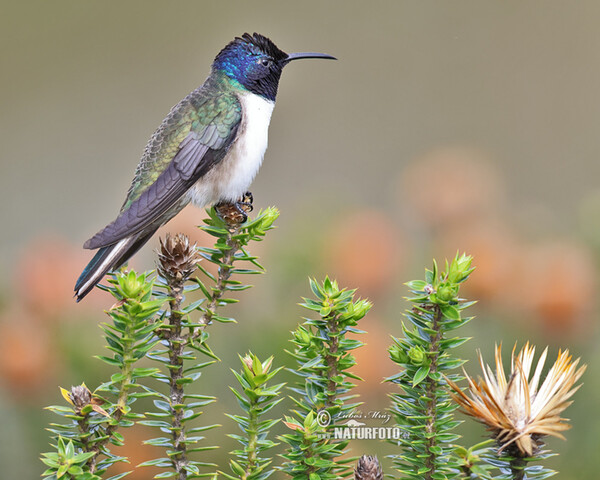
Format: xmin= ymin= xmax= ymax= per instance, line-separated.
xmin=137 ymin=208 xmax=279 ymax=479
xmin=221 ymin=353 xmax=284 ymax=480
xmin=386 ymin=254 xmax=585 ymax=480
xmin=387 ymin=254 xmax=476 ymax=479
xmin=42 ymin=218 xmax=585 ymax=480
xmin=44 ymin=271 xmax=164 ymax=480
xmin=279 ymin=277 xmax=371 ymax=479
xmin=43 ymin=207 xmax=279 ymax=480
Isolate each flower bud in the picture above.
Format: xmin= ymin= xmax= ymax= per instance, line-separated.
xmin=408 ymin=346 xmax=426 ymax=366
xmin=242 ymin=355 xmax=254 ymax=373
xmin=389 ymin=344 xmax=408 ymax=364
xmin=121 ymin=272 xmax=144 ymax=298
xmin=437 ymin=284 xmax=455 ymax=303
xmin=294 ymin=327 xmax=311 ymax=345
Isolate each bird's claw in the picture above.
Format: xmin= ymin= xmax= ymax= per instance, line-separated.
xmin=238 ymin=191 xmax=254 ymax=213
xmin=215 ymin=191 xmax=254 ymax=228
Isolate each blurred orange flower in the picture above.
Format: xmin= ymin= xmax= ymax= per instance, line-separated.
xmin=108 ymin=425 xmax=161 ymax=479
xmin=15 ymin=235 xmax=110 ymax=318
xmin=398 ymin=147 xmax=505 ymax=230
xmin=350 ymin=313 xmax=396 ymax=403
xmin=516 ymin=241 xmax=596 ymax=336
xmin=322 ymin=209 xmax=404 ymax=300
xmin=436 ymin=219 xmax=521 ymax=304
xmin=0 ymin=309 xmax=59 ymax=396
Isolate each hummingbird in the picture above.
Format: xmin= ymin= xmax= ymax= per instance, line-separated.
xmin=74 ymin=32 xmax=335 ymax=301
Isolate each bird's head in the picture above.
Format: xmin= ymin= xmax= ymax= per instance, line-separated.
xmin=213 ymin=33 xmax=336 ymax=101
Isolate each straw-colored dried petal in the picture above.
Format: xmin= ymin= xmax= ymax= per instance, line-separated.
xmin=448 ymin=343 xmax=586 ymax=457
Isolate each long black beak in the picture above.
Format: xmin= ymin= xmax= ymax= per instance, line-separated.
xmin=283 ymin=52 xmax=337 ymax=64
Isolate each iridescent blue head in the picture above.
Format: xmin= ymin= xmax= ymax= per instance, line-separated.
xmin=213 ymin=33 xmax=336 ymax=101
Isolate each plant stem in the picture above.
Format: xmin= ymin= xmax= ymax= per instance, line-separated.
xmin=88 ymin=317 xmax=135 ymax=474
xmin=423 ymin=305 xmax=443 ymax=480
xmin=164 ymin=276 xmax=188 ymax=480
xmin=197 ymin=230 xmax=240 ymax=333
xmin=76 ymin=414 xmax=91 ymax=459
xmin=510 ymin=457 xmax=527 ymax=480
xmin=243 ymin=403 xmax=259 ymax=479
xmin=324 ymin=312 xmax=340 ymax=408
xmin=301 ymin=439 xmax=318 ymax=477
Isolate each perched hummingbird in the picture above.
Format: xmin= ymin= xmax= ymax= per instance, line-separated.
xmin=74 ymin=33 xmax=335 ymax=301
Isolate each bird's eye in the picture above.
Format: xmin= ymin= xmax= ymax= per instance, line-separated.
xmin=259 ymin=58 xmax=272 ymax=67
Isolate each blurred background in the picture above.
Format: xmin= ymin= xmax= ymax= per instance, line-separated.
xmin=2 ymin=1 xmax=599 ymax=477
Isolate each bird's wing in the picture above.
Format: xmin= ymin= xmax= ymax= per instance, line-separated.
xmin=84 ymin=87 xmax=242 ymax=250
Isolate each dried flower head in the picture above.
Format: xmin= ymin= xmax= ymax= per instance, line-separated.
xmin=60 ymin=384 xmax=110 ymax=417
xmin=354 ymin=455 xmax=383 ymax=480
xmin=448 ymin=343 xmax=585 ymax=457
xmin=157 ymin=233 xmax=199 ymax=284
xmin=67 ymin=384 xmax=92 ymax=408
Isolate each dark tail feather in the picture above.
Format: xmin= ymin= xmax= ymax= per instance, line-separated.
xmin=75 ymin=245 xmax=120 ymax=301
xmin=74 ymin=229 xmax=158 ymax=302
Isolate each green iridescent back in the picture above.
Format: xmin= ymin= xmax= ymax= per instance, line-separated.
xmin=121 ymin=71 xmax=243 ymax=211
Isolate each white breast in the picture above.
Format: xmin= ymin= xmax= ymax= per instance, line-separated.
xmin=188 ymin=92 xmax=275 ymax=207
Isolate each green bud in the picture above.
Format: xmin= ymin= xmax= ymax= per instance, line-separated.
xmin=437 ymin=284 xmax=455 ymax=303
xmin=447 ymin=253 xmax=473 ymax=283
xmin=121 ymin=272 xmax=144 ymax=298
xmin=294 ymin=327 xmax=311 ymax=345
xmin=260 ymin=207 xmax=280 ymax=230
xmin=389 ymin=344 xmax=409 ymax=364
xmin=323 ymin=276 xmax=337 ymax=296
xmin=352 ymin=299 xmax=372 ymax=321
xmin=408 ymin=346 xmax=426 ymax=366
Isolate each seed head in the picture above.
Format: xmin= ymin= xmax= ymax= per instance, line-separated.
xmin=157 ymin=233 xmax=199 ymax=284
xmin=354 ymin=455 xmax=383 ymax=480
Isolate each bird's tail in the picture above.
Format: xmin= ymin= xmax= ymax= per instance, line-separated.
xmin=74 ymin=231 xmax=157 ymax=302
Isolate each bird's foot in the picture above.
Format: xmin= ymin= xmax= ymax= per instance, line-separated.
xmin=238 ymin=191 xmax=254 ymax=213
xmin=215 ymin=191 xmax=254 ymax=228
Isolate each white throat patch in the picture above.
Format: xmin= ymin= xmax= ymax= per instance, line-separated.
xmin=188 ymin=92 xmax=275 ymax=207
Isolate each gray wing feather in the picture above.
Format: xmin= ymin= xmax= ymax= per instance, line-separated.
xmin=84 ymin=133 xmax=213 ymax=249
xmin=83 ymin=81 xmax=242 ymax=251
